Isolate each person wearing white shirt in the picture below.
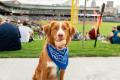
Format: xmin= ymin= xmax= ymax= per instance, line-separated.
xmin=19 ymin=21 xmax=33 ymax=42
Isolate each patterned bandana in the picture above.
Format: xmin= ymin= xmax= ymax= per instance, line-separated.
xmin=47 ymin=44 xmax=69 ymax=70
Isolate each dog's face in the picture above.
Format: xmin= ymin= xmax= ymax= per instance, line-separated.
xmin=44 ymin=21 xmax=75 ymax=49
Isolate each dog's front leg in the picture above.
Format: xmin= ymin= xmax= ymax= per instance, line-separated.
xmin=32 ymin=68 xmax=43 ymax=80
xmin=60 ymin=69 xmax=65 ymax=80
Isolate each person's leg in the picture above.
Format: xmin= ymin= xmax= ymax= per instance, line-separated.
xmin=108 ymin=36 xmax=113 ymax=44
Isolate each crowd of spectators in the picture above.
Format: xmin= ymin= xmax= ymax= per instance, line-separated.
xmin=0 ymin=14 xmax=120 ymax=51
xmin=0 ymin=15 xmax=45 ymax=51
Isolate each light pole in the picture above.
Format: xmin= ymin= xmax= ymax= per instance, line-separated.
xmin=82 ymin=0 xmax=87 ymax=48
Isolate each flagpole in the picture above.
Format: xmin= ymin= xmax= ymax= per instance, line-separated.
xmin=82 ymin=0 xmax=87 ymax=48
xmin=94 ymin=3 xmax=105 ymax=48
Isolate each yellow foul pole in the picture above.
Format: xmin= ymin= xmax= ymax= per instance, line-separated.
xmin=71 ymin=0 xmax=79 ymax=27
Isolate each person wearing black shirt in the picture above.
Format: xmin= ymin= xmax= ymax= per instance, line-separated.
xmin=0 ymin=16 xmax=21 ymax=51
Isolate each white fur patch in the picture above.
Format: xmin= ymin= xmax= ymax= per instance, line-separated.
xmin=55 ymin=40 xmax=66 ymax=47
xmin=47 ymin=62 xmax=56 ymax=67
xmin=47 ymin=62 xmax=57 ymax=76
xmin=57 ymin=22 xmax=65 ymax=36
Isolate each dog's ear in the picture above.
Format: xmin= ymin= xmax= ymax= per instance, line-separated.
xmin=69 ymin=26 xmax=76 ymax=37
xmin=43 ymin=21 xmax=56 ymax=36
xmin=43 ymin=24 xmax=50 ymax=36
xmin=63 ymin=21 xmax=76 ymax=37
xmin=50 ymin=21 xmax=56 ymax=27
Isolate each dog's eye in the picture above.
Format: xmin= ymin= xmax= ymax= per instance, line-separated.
xmin=53 ymin=27 xmax=58 ymax=30
xmin=62 ymin=26 xmax=67 ymax=31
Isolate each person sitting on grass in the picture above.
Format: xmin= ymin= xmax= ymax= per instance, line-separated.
xmin=107 ymin=26 xmax=117 ymax=43
xmin=18 ymin=21 xmax=34 ymax=42
xmin=0 ymin=15 xmax=21 ymax=51
xmin=72 ymin=31 xmax=81 ymax=41
xmin=111 ymin=25 xmax=120 ymax=44
xmin=38 ymin=25 xmax=44 ymax=40
xmin=88 ymin=26 xmax=97 ymax=40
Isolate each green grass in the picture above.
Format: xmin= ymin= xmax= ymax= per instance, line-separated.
xmin=0 ymin=22 xmax=120 ymax=58
xmin=69 ymin=40 xmax=120 ymax=57
xmin=77 ymin=22 xmax=120 ymax=36
xmin=0 ymin=40 xmax=44 ymax=58
xmin=0 ymin=40 xmax=120 ymax=58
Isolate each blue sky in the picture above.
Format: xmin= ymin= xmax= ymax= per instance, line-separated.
xmin=1 ymin=0 xmax=120 ymax=7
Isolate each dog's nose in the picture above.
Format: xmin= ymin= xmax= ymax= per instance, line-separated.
xmin=58 ymin=34 xmax=63 ymax=38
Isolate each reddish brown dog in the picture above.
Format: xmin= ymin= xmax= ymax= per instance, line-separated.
xmin=33 ymin=21 xmax=75 ymax=80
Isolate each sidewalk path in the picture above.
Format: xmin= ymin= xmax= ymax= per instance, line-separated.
xmin=0 ymin=57 xmax=120 ymax=80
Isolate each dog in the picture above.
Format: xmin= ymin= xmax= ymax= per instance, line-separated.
xmin=33 ymin=21 xmax=75 ymax=80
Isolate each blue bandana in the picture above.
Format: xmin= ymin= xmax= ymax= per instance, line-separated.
xmin=47 ymin=44 xmax=69 ymax=70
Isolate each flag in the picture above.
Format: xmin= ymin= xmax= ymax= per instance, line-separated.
xmin=97 ymin=15 xmax=102 ymax=28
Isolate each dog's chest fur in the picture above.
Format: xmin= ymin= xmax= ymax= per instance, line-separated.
xmin=47 ymin=61 xmax=58 ymax=78
xmin=47 ymin=61 xmax=58 ymax=76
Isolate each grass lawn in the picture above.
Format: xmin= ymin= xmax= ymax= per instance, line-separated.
xmin=37 ymin=21 xmax=120 ymax=36
xmin=77 ymin=22 xmax=120 ymax=36
xmin=0 ymin=40 xmax=120 ymax=58
xmin=0 ymin=22 xmax=120 ymax=58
